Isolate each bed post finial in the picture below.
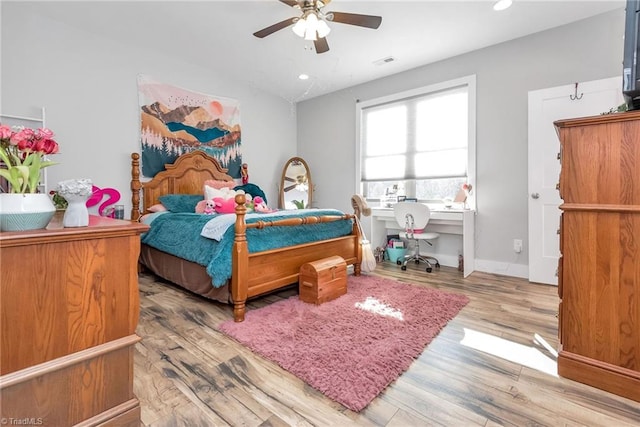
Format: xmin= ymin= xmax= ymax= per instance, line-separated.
xmin=131 ymin=153 xmax=141 ymax=221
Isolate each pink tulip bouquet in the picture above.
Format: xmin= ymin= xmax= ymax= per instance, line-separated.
xmin=0 ymin=125 xmax=59 ymax=193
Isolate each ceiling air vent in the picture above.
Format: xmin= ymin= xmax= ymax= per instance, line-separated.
xmin=373 ymin=56 xmax=395 ymax=66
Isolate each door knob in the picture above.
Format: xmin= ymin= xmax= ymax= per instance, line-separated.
xmin=531 ymin=193 xmax=540 ymax=199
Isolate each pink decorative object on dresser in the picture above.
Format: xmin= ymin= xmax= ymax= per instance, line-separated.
xmin=86 ymin=185 xmax=121 ymax=217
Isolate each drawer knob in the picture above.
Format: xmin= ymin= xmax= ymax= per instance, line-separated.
xmin=531 ymin=193 xmax=540 ymax=199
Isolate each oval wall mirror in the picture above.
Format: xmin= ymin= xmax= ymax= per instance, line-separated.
xmin=279 ymin=157 xmax=312 ymax=209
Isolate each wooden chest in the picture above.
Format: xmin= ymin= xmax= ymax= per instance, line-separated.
xmin=299 ymin=255 xmax=348 ymax=304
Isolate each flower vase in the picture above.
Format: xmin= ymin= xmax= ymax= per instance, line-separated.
xmin=62 ymin=194 xmax=90 ymax=227
xmin=0 ymin=193 xmax=56 ymax=231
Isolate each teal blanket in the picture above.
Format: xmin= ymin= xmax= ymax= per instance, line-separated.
xmin=141 ymin=211 xmax=353 ymax=287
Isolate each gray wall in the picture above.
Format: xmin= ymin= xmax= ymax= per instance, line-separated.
xmin=1 ymin=2 xmax=297 ymax=215
xmin=297 ymin=9 xmax=624 ymax=275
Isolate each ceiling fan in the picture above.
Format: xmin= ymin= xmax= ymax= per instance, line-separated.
xmin=253 ymin=0 xmax=382 ymax=54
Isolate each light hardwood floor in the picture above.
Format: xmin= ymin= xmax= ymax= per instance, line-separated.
xmin=134 ymin=262 xmax=640 ymax=426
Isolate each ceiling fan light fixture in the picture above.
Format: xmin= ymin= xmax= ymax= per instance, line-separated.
xmin=292 ymin=18 xmax=306 ymax=37
xmin=304 ymin=12 xmax=319 ymax=40
xmin=316 ymin=19 xmax=331 ymax=38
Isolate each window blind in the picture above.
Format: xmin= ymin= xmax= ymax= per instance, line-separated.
xmin=360 ymin=85 xmax=469 ymax=182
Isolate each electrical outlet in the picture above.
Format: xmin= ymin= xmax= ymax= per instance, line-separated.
xmin=513 ymin=239 xmax=523 ymax=253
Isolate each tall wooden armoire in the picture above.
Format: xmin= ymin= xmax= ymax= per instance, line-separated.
xmin=555 ymin=111 xmax=640 ymax=403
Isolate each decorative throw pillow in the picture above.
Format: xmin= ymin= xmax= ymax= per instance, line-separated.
xmin=204 ymin=185 xmax=242 ymax=202
xmin=147 ymin=203 xmax=167 ymax=213
xmin=234 ymin=183 xmax=267 ymax=205
xmin=203 ymin=179 xmax=234 ymax=190
xmin=158 ymin=194 xmax=203 ymax=213
xmin=213 ymin=197 xmax=237 ymax=214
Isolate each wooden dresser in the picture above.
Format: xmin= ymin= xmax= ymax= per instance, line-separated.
xmin=0 ymin=214 xmax=148 ymax=426
xmin=555 ymin=111 xmax=640 ymax=403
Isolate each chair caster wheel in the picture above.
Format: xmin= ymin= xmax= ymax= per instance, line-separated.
xmin=401 ymin=265 xmax=407 ymax=271
xmin=426 ymin=267 xmax=432 ymax=273
xmin=396 ymin=260 xmax=402 ymax=265
xmin=435 ymin=263 xmax=441 ymax=268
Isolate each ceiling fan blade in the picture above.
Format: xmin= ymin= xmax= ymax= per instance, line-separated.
xmin=284 ymin=176 xmax=296 ymax=182
xmin=314 ymin=37 xmax=329 ymax=54
xmin=327 ymin=12 xmax=382 ymax=29
xmin=253 ymin=17 xmax=297 ymax=38
xmin=284 ymin=184 xmax=297 ymax=192
xmin=279 ymin=0 xmax=299 ymax=7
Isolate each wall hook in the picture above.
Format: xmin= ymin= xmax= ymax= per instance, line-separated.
xmin=570 ymin=82 xmax=583 ymax=100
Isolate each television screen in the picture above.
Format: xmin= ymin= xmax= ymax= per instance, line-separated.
xmin=623 ymin=0 xmax=640 ymax=110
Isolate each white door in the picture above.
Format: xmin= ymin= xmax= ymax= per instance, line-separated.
xmin=527 ymin=77 xmax=623 ymax=285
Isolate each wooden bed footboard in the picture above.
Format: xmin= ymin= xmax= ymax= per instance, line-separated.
xmin=131 ymin=151 xmax=362 ymax=323
xmin=230 ymin=194 xmax=361 ymax=322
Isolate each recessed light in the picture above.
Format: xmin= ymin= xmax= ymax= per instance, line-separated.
xmin=298 ymin=74 xmax=310 ymax=80
xmin=493 ymin=0 xmax=512 ymax=11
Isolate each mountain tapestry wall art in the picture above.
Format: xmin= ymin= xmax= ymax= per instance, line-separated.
xmin=137 ymin=75 xmax=242 ymax=178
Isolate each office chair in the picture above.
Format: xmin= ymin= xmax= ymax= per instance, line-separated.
xmin=393 ymin=202 xmax=440 ymax=272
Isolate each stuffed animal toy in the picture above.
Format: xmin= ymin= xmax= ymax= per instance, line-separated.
xmin=253 ymin=196 xmax=274 ymax=213
xmin=203 ymin=199 xmax=216 ymax=215
xmin=211 ymin=191 xmax=249 ymax=213
xmin=213 ymin=197 xmax=237 ymax=214
xmin=244 ymin=193 xmax=254 ymax=211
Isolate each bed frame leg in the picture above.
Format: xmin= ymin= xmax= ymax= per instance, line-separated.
xmin=354 ymin=263 xmax=361 ymax=276
xmin=233 ymin=302 xmax=246 ymax=322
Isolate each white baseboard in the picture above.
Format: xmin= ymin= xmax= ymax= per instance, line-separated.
xmin=430 ymin=254 xmax=458 ymax=269
xmin=472 ymin=258 xmax=529 ymax=279
xmin=364 ymin=251 xmax=530 ymax=280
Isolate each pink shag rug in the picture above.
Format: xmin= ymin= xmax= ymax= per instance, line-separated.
xmin=218 ymin=275 xmax=469 ymax=412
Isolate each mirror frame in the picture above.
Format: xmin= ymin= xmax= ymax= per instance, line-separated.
xmin=279 ymin=157 xmax=312 ymax=209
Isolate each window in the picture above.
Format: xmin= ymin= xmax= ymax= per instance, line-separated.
xmin=356 ymin=76 xmax=476 ymax=206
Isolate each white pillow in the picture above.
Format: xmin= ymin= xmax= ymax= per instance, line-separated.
xmin=204 ymin=185 xmax=232 ymax=201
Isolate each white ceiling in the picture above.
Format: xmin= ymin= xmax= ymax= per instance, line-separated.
xmin=28 ymin=0 xmax=624 ymax=102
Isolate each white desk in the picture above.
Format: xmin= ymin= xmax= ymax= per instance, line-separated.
xmin=368 ymin=207 xmax=475 ymax=277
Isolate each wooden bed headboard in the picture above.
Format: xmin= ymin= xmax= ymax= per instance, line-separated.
xmin=130 ymin=151 xmax=235 ymax=220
